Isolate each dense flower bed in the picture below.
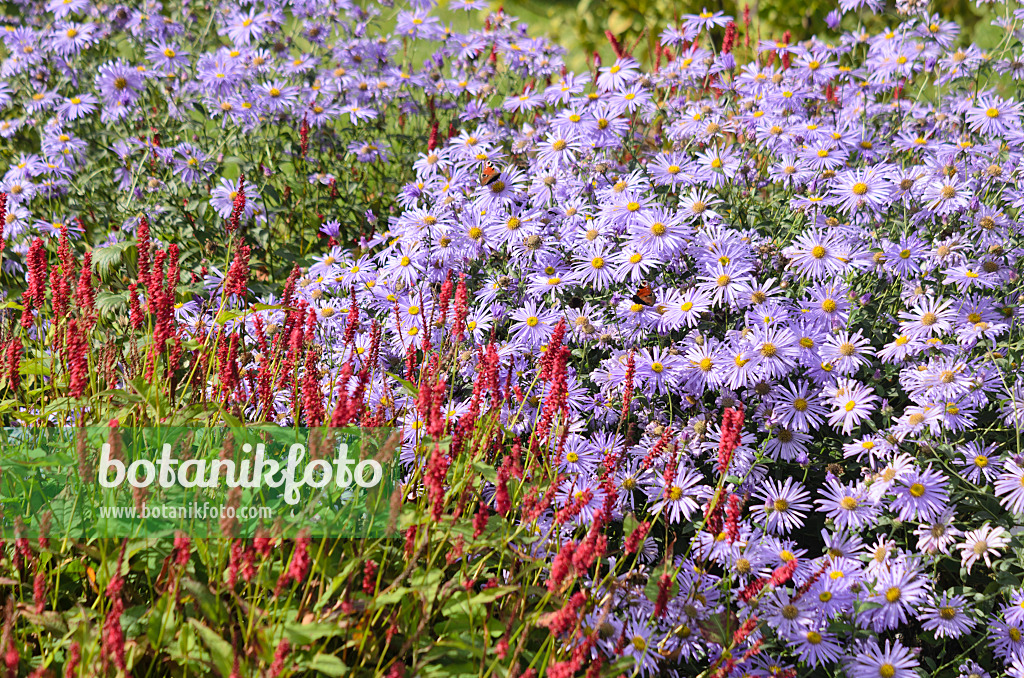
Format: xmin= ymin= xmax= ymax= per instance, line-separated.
xmin=1 ymin=0 xmax=1023 ymax=676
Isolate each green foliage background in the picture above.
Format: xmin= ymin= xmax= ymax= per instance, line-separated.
xmin=477 ymin=0 xmax=1009 ymax=72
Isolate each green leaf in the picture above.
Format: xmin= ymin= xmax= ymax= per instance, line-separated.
xmin=305 ymin=655 xmax=348 ymax=676
xmin=282 ymin=621 xmax=342 ymax=644
xmin=471 ymin=460 xmax=497 ymax=484
xmin=95 ymin=291 xmax=128 ymax=317
xmin=93 ymin=241 xmax=135 ymax=279
xmin=643 ymin=574 xmax=679 ymax=604
xmin=213 ymin=309 xmax=245 ymax=325
xmin=179 ymin=578 xmax=226 ymax=626
xmin=469 ymin=586 xmax=516 ymax=606
xmin=386 ymin=371 xmax=419 ymax=397
xmin=315 ymin=560 xmax=363 ymax=612
xmin=19 ymin=359 xmax=51 ymax=377
xmin=697 ymin=610 xmax=739 ymax=647
xmin=373 ymin=586 xmax=414 ymax=607
xmin=188 ymin=619 xmax=233 ymax=678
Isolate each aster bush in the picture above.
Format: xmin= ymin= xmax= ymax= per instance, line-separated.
xmin=1 ymin=0 xmax=1024 ymax=677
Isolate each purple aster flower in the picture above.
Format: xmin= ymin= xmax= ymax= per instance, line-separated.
xmin=995 ymin=461 xmax=1024 ymax=514
xmin=820 ymin=330 xmax=875 ymax=376
xmin=914 ymin=508 xmax=962 ymax=555
xmin=825 ymin=378 xmax=878 ymax=434
xmin=751 ymin=477 xmax=811 ymax=535
xmin=55 ymin=93 xmax=98 ymax=122
xmin=223 ymin=7 xmax=276 ymax=45
xmin=762 ymin=588 xmax=814 ymax=636
xmin=95 ymin=59 xmax=144 ymax=108
xmin=508 ymin=300 xmax=558 ymax=348
xmin=555 ymin=475 xmax=607 ymax=526
xmin=989 ymin=618 xmax=1024 ymax=663
xmin=680 ymin=8 xmax=733 ymax=34
xmin=145 ymin=41 xmax=190 ymax=71
xmin=862 ymin=560 xmax=929 ymax=632
xmin=966 ymin=96 xmax=1020 ymax=136
xmin=844 ymin=638 xmax=919 ymax=678
xmin=891 ymin=465 xmax=949 ymax=522
xmin=171 ymin=144 xmax=214 ymax=185
xmin=816 ymin=478 xmax=879 ymax=530
xmin=791 ymin=627 xmax=844 ymax=667
xmin=771 ymin=379 xmax=826 ymax=431
xmin=955 ymin=440 xmax=1001 ymax=484
xmin=783 ymin=229 xmax=850 ymax=280
xmin=596 ymin=57 xmax=640 ymax=91
xmin=648 ymin=463 xmax=704 ymax=524
xmin=50 ymin=22 xmax=97 ymax=56
xmin=830 ymin=167 xmax=892 ymax=214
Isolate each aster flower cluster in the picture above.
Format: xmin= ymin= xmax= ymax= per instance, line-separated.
xmin=1 ymin=0 xmax=1024 ymax=675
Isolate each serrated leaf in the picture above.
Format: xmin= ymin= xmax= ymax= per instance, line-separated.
xmin=95 ymin=291 xmax=128 ymax=316
xmin=93 ymin=241 xmax=134 ymax=279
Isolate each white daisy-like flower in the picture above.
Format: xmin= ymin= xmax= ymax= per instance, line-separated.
xmin=958 ymin=523 xmax=1010 ymax=573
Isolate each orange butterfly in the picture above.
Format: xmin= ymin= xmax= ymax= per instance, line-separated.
xmin=632 ymin=282 xmax=655 ymax=307
xmin=480 ymin=165 xmax=500 ymax=186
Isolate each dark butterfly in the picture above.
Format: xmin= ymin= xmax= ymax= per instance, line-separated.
xmin=632 ymin=283 xmax=655 ymax=307
xmin=480 ymin=165 xmax=500 ymax=186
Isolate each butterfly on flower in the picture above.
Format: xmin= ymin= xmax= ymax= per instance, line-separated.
xmin=480 ymin=164 xmax=500 ymax=186
xmin=632 ymin=282 xmax=656 ymax=307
